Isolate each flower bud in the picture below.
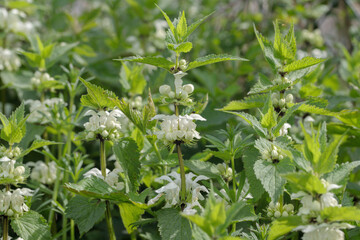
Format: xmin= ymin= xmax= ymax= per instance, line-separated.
xmin=284 ymin=204 xmax=294 ymax=212
xmin=274 ymin=211 xmax=281 ymax=218
xmin=168 ymin=91 xmax=175 ymax=98
xmin=267 ymin=211 xmax=273 ymax=217
xmin=86 ymin=132 xmax=95 ymax=139
xmin=285 ymin=94 xmax=294 ymax=103
xmin=282 ymin=211 xmax=288 ymax=217
xmin=271 ymin=149 xmax=279 ymax=159
xmin=279 ymin=98 xmax=286 ymax=107
xmin=14 ymin=166 xmax=25 ymax=176
xmin=279 ymin=154 xmax=284 ymax=160
xmin=183 ymin=84 xmax=194 ymax=94
xmin=7 ymin=209 xmax=14 ymax=216
xmin=101 ymin=130 xmax=109 ymax=138
xmin=159 ymin=85 xmax=171 ymax=95
xmin=179 ymin=59 xmax=187 ymax=66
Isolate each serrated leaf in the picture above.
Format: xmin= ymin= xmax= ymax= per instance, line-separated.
xmin=156 ymin=4 xmax=176 ymax=40
xmin=158 ymin=208 xmax=192 ymax=240
xmin=176 ymin=11 xmax=187 ymax=40
xmin=248 ymin=81 xmax=293 ymax=95
xmin=285 ymin=23 xmax=296 ymax=56
xmin=283 ymin=172 xmax=327 ymax=195
xmin=273 ymin=20 xmax=295 ymax=61
xmin=316 ymin=134 xmax=345 ymax=175
xmin=11 ymin=211 xmax=51 ymax=240
xmin=268 ymin=216 xmax=302 ymax=240
xmin=221 ymin=111 xmax=268 ymax=138
xmin=324 ymin=161 xmax=360 ymax=185
xmin=115 ymin=56 xmax=174 ymax=72
xmin=182 ymin=12 xmax=212 ymax=40
xmin=64 ymin=176 xmax=129 ymax=202
xmin=113 ymin=138 xmax=141 ymax=192
xmin=118 ymin=202 xmax=145 ymax=234
xmin=167 ymin=42 xmax=192 ymax=53
xmin=187 ymin=54 xmax=247 ymax=71
xmin=321 ymin=206 xmax=360 ymax=222
xmin=18 ymin=139 xmax=59 ymax=159
xmin=242 ymin=148 xmax=265 ymax=201
xmin=261 ymin=94 xmax=277 ymax=129
xmin=66 ymin=195 xmax=106 ymax=235
xmin=220 ymin=94 xmax=268 ymax=111
xmin=282 ymin=57 xmax=326 ymax=72
xmin=254 ymin=158 xmax=294 ymax=202
xmin=79 ymin=77 xmax=117 ymax=110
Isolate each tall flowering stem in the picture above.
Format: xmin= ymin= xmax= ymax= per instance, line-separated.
xmin=100 ymin=139 xmax=116 ymax=240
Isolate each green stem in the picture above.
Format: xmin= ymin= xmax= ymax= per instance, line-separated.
xmin=176 ymin=143 xmax=186 ymax=203
xmin=70 ymin=220 xmax=75 ymax=240
xmin=100 ymin=140 xmax=116 ymax=240
xmin=3 ymin=185 xmax=10 ymax=240
xmin=230 ymin=156 xmax=237 ymax=193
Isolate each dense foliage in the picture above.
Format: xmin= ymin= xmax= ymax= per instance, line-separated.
xmin=1 ymin=0 xmax=360 ymax=240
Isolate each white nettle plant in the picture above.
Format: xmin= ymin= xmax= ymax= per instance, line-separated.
xmin=0 ymin=8 xmax=35 ymax=35
xmin=151 ymin=114 xmax=206 ymax=145
xmin=0 ymin=157 xmax=25 ymax=182
xmin=0 ymin=48 xmax=21 ymax=72
xmin=148 ymin=171 xmax=209 ymax=215
xmin=30 ymin=71 xmax=55 ymax=88
xmin=83 ymin=109 xmax=124 ymax=141
xmin=27 ymin=161 xmax=59 ymax=185
xmin=0 ymin=188 xmax=33 ymax=217
xmin=83 ymin=160 xmax=124 ymax=191
xmin=159 ymin=71 xmax=194 ymax=105
xmin=26 ymin=98 xmax=67 ymax=124
xmin=291 ymin=179 xmax=353 ymax=240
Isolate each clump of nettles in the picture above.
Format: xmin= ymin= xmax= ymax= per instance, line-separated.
xmin=83 ymin=109 xmax=124 ymax=141
xmin=27 ymin=161 xmax=60 ymax=185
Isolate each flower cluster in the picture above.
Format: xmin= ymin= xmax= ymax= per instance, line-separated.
xmin=148 ymin=171 xmax=209 ymax=215
xmin=0 ymin=146 xmax=21 ymax=160
xmin=83 ymin=109 xmax=124 ymax=141
xmin=31 ymin=71 xmax=55 ymax=88
xmin=266 ymin=202 xmax=294 ymax=218
xmin=291 ymin=179 xmax=353 ymax=240
xmin=260 ymin=145 xmax=284 ymax=163
xmin=216 ymin=163 xmax=233 ymax=181
xmin=0 ymin=188 xmax=33 ymax=217
xmin=28 ymin=161 xmax=59 ymax=185
xmin=151 ymin=114 xmax=206 ymax=145
xmin=0 ymin=8 xmax=35 ymax=34
xmin=26 ymin=98 xmax=67 ymax=124
xmin=84 ymin=161 xmax=124 ymax=191
xmin=271 ymin=92 xmax=294 ymax=112
xmin=0 ymin=48 xmax=21 ymax=72
xmin=0 ymin=157 xmax=26 ymax=182
xmin=159 ymin=72 xmax=194 ymax=105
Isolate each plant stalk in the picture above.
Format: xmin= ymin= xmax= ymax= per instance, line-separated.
xmin=176 ymin=143 xmax=186 ymax=202
xmin=100 ymin=139 xmax=116 ymax=240
xmin=230 ymin=156 xmax=237 ymax=193
xmin=3 ymin=184 xmax=10 ymax=240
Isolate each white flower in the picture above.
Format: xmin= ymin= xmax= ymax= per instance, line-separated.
xmin=159 ymin=72 xmax=194 ymax=103
xmin=83 ymin=109 xmax=124 ymax=141
xmin=295 ymin=223 xmax=353 ymax=240
xmin=84 ymin=166 xmax=124 ymax=191
xmin=26 ymin=98 xmax=66 ymax=124
xmin=148 ymin=171 xmax=209 ymax=215
xmin=31 ymin=71 xmax=55 ymax=87
xmin=151 ymin=114 xmax=206 ymax=144
xmin=159 ymin=85 xmax=171 ymax=95
xmin=0 ymin=48 xmax=21 ymax=72
xmin=279 ymin=123 xmax=291 ymax=136
xmin=0 ymin=188 xmax=33 ymax=216
xmin=28 ymin=161 xmax=60 ymax=185
xmin=0 ymin=8 xmax=35 ymax=34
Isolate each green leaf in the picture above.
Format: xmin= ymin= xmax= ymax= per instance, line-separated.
xmin=11 ymin=211 xmax=51 ymax=240
xmin=283 ymin=172 xmax=327 ymax=195
xmin=118 ymin=202 xmax=145 ymax=234
xmin=182 ymin=12 xmax=212 ymax=40
xmin=66 ymin=195 xmax=106 ymax=235
xmin=254 ymin=158 xmax=294 ymax=202
xmin=158 ymin=208 xmax=192 ymax=240
xmin=64 ymin=176 xmax=129 ymax=202
xmin=79 ymin=77 xmax=117 ymax=110
xmin=41 ymin=43 xmax=55 ymax=59
xmin=273 ymin=103 xmax=302 ymax=135
xmin=176 ymin=11 xmax=187 ymax=40
xmin=156 ymin=4 xmax=176 ymax=40
xmin=187 ymin=54 xmax=247 ymax=71
xmin=268 ymin=216 xmax=303 ymax=240
xmin=116 ymin=56 xmax=174 ymax=72
xmin=242 ymin=148 xmax=265 ymax=201
xmin=219 ymin=94 xmax=268 ymax=111
xmin=21 ymin=51 xmax=42 ymax=67
xmin=282 ymin=57 xmax=326 ymax=72
xmin=273 ymin=20 xmax=295 ymax=61
xmin=18 ymin=139 xmax=59 ymax=159
xmin=119 ymin=63 xmax=147 ymax=95
xmin=324 ymin=161 xmax=360 ymax=185
xmin=316 ymin=134 xmax=345 ymax=175
xmin=321 ymin=206 xmax=360 ymax=222
xmin=184 ymin=160 xmax=221 ymax=180
xmin=261 ymin=94 xmax=277 ymax=129
xmin=167 ymin=42 xmax=193 ymax=53
xmin=0 ymin=104 xmax=28 ymax=144
xmin=46 ymin=42 xmax=78 ymax=69
xmin=285 ymin=23 xmax=296 ymax=56
xmin=113 ymin=138 xmax=141 ymax=192
xmin=221 ymin=111 xmax=268 ymax=138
